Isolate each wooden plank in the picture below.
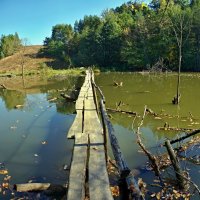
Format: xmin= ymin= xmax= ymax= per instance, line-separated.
xmin=67 ymin=110 xmax=83 ymax=139
xmin=67 ymin=133 xmax=88 ymax=200
xmin=75 ymin=99 xmax=84 ymax=110
xmin=89 ymin=145 xmax=113 ymax=200
xmin=84 ymin=99 xmax=96 ymax=110
xmin=84 ymin=110 xmax=104 ymax=144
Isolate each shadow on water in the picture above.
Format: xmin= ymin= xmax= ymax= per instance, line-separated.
xmin=0 ymin=75 xmax=82 ymax=199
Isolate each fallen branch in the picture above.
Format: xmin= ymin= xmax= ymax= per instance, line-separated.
xmin=175 ymin=172 xmax=200 ymax=196
xmin=157 ymin=127 xmax=197 ymax=132
xmin=13 ymin=183 xmax=67 ymax=193
xmin=170 ymin=129 xmax=200 ymax=144
xmin=60 ymin=93 xmax=75 ymax=101
xmin=136 ymin=106 xmax=162 ymax=181
xmin=0 ymin=84 xmax=7 ymax=89
xmin=146 ymin=108 xmax=158 ymax=116
xmin=107 ymin=108 xmax=137 ymax=116
xmin=113 ymin=81 xmax=123 ymax=87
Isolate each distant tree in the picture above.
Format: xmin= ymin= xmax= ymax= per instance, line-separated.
xmin=191 ymin=0 xmax=200 ymax=71
xmin=0 ymin=33 xmax=21 ymax=58
xmin=42 ymin=24 xmax=74 ymax=67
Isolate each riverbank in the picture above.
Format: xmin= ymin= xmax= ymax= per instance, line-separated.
xmin=0 ymin=45 xmax=86 ymax=79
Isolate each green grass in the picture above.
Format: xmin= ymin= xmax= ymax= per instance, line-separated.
xmin=0 ymin=64 xmax=86 ymax=78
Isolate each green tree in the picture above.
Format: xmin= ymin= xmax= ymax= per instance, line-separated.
xmin=42 ymin=24 xmax=74 ymax=67
xmin=0 ymin=33 xmax=21 ymax=58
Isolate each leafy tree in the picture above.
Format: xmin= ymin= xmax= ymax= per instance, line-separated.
xmin=0 ymin=33 xmax=21 ymax=59
xmin=41 ymin=24 xmax=74 ymax=67
xmin=40 ymin=0 xmax=200 ymax=72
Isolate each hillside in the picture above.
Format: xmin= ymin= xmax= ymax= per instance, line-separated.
xmin=0 ymin=45 xmax=54 ymax=73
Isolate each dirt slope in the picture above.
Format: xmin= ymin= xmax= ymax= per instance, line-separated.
xmin=0 ymin=45 xmax=54 ymax=73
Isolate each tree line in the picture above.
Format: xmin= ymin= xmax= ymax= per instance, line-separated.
xmin=0 ymin=33 xmax=21 ymax=59
xmin=40 ymin=0 xmax=200 ymax=71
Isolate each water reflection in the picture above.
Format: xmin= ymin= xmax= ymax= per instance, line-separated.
xmin=96 ymin=72 xmax=200 ymax=199
xmin=0 ymin=75 xmax=83 ymax=199
xmin=0 ymin=89 xmax=26 ymax=110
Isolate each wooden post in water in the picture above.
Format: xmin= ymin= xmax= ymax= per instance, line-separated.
xmin=165 ymin=140 xmax=186 ymax=190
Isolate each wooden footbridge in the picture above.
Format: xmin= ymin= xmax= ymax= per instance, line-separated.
xmin=67 ymin=70 xmax=143 ymax=200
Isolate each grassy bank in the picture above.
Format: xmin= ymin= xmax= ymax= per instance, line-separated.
xmin=0 ymin=45 xmax=87 ymax=78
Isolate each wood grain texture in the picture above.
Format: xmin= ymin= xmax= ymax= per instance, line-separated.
xmin=89 ymin=145 xmax=113 ymax=200
xmin=67 ymin=110 xmax=83 ymax=139
xmin=67 ymin=133 xmax=88 ymax=200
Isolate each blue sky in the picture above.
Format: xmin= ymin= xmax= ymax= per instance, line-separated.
xmin=0 ymin=0 xmax=132 ymax=45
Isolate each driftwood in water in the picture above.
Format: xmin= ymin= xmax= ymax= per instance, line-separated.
xmin=113 ymin=81 xmax=123 ymax=87
xmin=100 ymin=99 xmax=143 ymax=199
xmin=170 ymin=129 xmax=200 ymax=145
xmin=0 ymin=84 xmax=7 ymax=89
xmin=146 ymin=108 xmax=158 ymax=116
xmin=165 ymin=140 xmax=186 ymax=190
xmin=136 ymin=106 xmax=161 ymax=180
xmin=107 ymin=108 xmax=137 ymax=116
xmin=172 ymin=94 xmax=181 ymax=104
xmin=157 ymin=126 xmax=197 ymax=132
xmin=126 ymin=174 xmax=144 ymax=200
xmin=14 ymin=183 xmax=67 ymax=194
xmin=60 ymin=93 xmax=75 ymax=101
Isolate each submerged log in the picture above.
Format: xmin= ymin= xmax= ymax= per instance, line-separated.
xmin=107 ymin=108 xmax=137 ymax=116
xmin=165 ymin=140 xmax=186 ymax=190
xmin=113 ymin=81 xmax=123 ymax=87
xmin=146 ymin=108 xmax=158 ymax=116
xmin=60 ymin=93 xmax=75 ymax=101
xmin=172 ymin=94 xmax=181 ymax=104
xmin=0 ymin=84 xmax=7 ymax=89
xmin=13 ymin=183 xmax=67 ymax=194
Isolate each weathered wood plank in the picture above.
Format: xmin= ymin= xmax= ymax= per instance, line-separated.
xmin=67 ymin=69 xmax=114 ymax=200
xmin=75 ymin=99 xmax=84 ymax=110
xmin=89 ymin=145 xmax=113 ymax=200
xmin=67 ymin=133 xmax=88 ymax=200
xmin=67 ymin=110 xmax=83 ymax=139
xmin=84 ymin=99 xmax=96 ymax=110
xmin=84 ymin=110 xmax=103 ymax=144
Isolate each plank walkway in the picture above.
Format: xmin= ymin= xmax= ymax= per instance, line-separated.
xmin=67 ymin=70 xmax=113 ymax=200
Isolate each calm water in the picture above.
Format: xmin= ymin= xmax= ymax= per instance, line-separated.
xmin=96 ymin=72 xmax=200 ymax=199
xmin=0 ymin=75 xmax=83 ymax=199
xmin=0 ymin=73 xmax=199 ymax=199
